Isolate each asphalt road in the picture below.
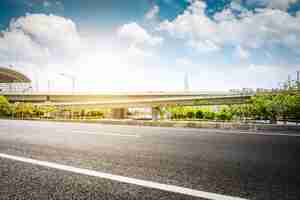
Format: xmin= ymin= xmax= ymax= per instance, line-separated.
xmin=0 ymin=119 xmax=299 ymax=200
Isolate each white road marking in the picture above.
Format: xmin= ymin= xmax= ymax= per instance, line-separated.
xmin=223 ymin=131 xmax=300 ymax=137
xmin=0 ymin=153 xmax=248 ymax=200
xmin=94 ymin=125 xmax=300 ymax=137
xmin=69 ymin=130 xmax=140 ymax=138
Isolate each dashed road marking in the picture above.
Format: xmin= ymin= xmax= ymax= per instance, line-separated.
xmin=0 ymin=153 xmax=247 ymax=200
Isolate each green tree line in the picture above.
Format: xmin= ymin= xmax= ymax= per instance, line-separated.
xmin=0 ymin=96 xmax=108 ymax=119
xmin=1 ymin=93 xmax=299 ymax=123
xmin=166 ymin=105 xmax=233 ymax=121
xmin=166 ymin=93 xmax=300 ymax=124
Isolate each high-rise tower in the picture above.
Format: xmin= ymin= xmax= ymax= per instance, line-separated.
xmin=297 ymin=71 xmax=300 ymax=89
xmin=184 ymin=73 xmax=189 ymax=92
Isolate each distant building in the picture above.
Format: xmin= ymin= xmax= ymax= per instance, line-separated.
xmin=229 ymin=88 xmax=255 ymax=94
xmin=229 ymin=89 xmax=241 ymax=93
xmin=184 ymin=73 xmax=189 ymax=92
xmin=0 ymin=66 xmax=32 ymax=93
xmin=256 ymin=88 xmax=272 ymax=93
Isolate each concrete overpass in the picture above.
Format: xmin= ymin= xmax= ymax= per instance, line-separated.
xmin=43 ymin=95 xmax=253 ymax=119
xmin=1 ymin=92 xmax=254 ymax=119
xmin=2 ymin=91 xmax=253 ymax=104
xmin=37 ymin=95 xmax=252 ymax=108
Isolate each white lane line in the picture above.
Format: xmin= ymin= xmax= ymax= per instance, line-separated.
xmin=67 ymin=129 xmax=300 ymax=138
xmin=69 ymin=130 xmax=140 ymax=138
xmin=0 ymin=153 xmax=247 ymax=200
xmin=222 ymin=131 xmax=300 ymax=137
xmin=0 ymin=128 xmax=140 ymax=138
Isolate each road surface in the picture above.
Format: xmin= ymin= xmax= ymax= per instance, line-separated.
xmin=0 ymin=119 xmax=299 ymax=200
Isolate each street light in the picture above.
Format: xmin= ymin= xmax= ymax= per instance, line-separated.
xmin=59 ymin=73 xmax=76 ymax=94
xmin=21 ymin=86 xmax=33 ymax=120
xmin=59 ymin=73 xmax=76 ymax=120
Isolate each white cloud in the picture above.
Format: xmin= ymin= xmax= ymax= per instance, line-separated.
xmin=129 ymin=45 xmax=152 ymax=57
xmin=0 ymin=14 xmax=81 ymax=65
xmin=117 ymin=22 xmax=163 ymax=47
xmin=159 ymin=1 xmax=221 ymax=52
xmin=214 ymin=8 xmax=236 ymax=21
xmin=187 ymin=39 xmax=220 ymax=52
xmin=117 ymin=22 xmax=162 ymax=68
xmin=0 ymin=26 xmax=49 ymax=63
xmin=159 ymin=1 xmax=300 ymax=55
xmin=235 ymin=46 xmax=250 ymax=60
xmin=145 ymin=5 xmax=160 ymax=20
xmin=268 ymin=0 xmax=297 ymax=10
xmin=175 ymin=57 xmax=192 ymax=66
xmin=11 ymin=14 xmax=81 ymax=57
xmin=244 ymin=0 xmax=297 ymax=11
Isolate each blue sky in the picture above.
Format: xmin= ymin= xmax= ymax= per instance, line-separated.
xmin=0 ymin=0 xmax=300 ymax=92
xmin=0 ymin=0 xmax=187 ymax=29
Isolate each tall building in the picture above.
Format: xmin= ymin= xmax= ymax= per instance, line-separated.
xmin=184 ymin=73 xmax=189 ymax=92
xmin=288 ymin=74 xmax=292 ymax=89
xmin=297 ymin=71 xmax=300 ymax=89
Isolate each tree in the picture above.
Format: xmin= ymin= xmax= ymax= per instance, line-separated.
xmin=274 ymin=94 xmax=296 ymax=124
xmin=216 ymin=112 xmax=226 ymax=121
xmin=33 ymin=106 xmax=44 ymax=118
xmin=186 ymin=111 xmax=195 ymax=119
xmin=0 ymin=96 xmax=11 ymax=116
xmin=203 ymin=110 xmax=215 ymax=120
xmin=284 ymin=95 xmax=300 ymax=124
xmin=228 ymin=105 xmax=244 ymax=121
xmin=12 ymin=103 xmax=37 ymax=119
xmin=250 ymin=95 xmax=269 ymax=120
xmin=167 ymin=106 xmax=186 ymax=120
xmin=195 ymin=110 xmax=203 ymax=119
xmin=38 ymin=105 xmax=57 ymax=118
xmin=250 ymin=94 xmax=298 ymax=124
xmin=216 ymin=110 xmax=233 ymax=121
xmin=293 ymin=95 xmax=300 ymax=124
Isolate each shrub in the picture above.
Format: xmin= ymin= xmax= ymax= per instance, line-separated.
xmin=216 ymin=111 xmax=233 ymax=121
xmin=186 ymin=111 xmax=195 ymax=119
xmin=195 ymin=110 xmax=204 ymax=119
xmin=203 ymin=111 xmax=215 ymax=120
xmin=0 ymin=96 xmax=11 ymax=116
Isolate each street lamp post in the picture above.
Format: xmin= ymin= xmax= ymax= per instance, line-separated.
xmin=59 ymin=73 xmax=76 ymax=120
xmin=21 ymin=86 xmax=33 ymax=120
xmin=59 ymin=73 xmax=76 ymax=94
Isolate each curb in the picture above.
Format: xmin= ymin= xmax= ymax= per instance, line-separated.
xmin=4 ymin=118 xmax=300 ymax=132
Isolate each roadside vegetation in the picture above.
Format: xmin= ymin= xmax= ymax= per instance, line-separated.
xmin=0 ymin=91 xmax=299 ymax=124
xmin=0 ymin=96 xmax=11 ymax=117
xmin=0 ymin=96 xmax=108 ymax=120
xmin=166 ymin=93 xmax=300 ymax=124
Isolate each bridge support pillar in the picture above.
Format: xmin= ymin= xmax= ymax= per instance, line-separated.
xmin=151 ymin=107 xmax=160 ymax=121
xmin=111 ymin=108 xmax=127 ymax=119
